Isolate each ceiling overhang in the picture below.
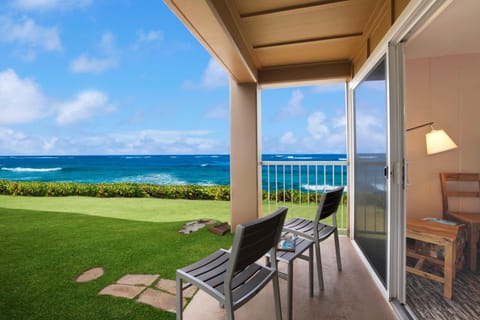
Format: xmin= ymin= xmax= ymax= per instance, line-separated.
xmin=165 ymin=0 xmax=411 ymax=86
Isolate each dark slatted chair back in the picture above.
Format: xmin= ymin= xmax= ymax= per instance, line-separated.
xmin=229 ymin=207 xmax=287 ymax=273
xmin=315 ymin=186 xmax=345 ymax=222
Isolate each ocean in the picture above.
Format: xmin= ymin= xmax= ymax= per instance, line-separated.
xmin=0 ymin=154 xmax=347 ymax=191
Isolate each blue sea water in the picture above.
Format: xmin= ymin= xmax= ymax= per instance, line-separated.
xmin=0 ymin=154 xmax=347 ymax=191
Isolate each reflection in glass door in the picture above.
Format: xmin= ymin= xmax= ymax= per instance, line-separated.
xmin=353 ymin=57 xmax=388 ymax=286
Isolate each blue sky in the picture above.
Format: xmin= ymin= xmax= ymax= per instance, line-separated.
xmin=0 ymin=0 xmax=347 ymax=155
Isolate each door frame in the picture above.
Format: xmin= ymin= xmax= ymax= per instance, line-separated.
xmin=346 ymin=0 xmax=451 ymax=310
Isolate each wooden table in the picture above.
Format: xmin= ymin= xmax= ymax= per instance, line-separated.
xmin=406 ymin=218 xmax=463 ymax=299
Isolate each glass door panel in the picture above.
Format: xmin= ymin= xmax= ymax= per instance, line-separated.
xmin=353 ymin=57 xmax=388 ymax=287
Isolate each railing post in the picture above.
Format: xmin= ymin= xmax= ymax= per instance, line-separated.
xmin=261 ymin=160 xmax=347 ymax=231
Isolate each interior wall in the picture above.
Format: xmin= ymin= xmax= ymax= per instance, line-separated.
xmin=405 ymin=52 xmax=480 ymax=219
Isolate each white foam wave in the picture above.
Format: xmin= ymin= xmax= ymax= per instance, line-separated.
xmin=1 ymin=167 xmax=62 ymax=173
xmin=115 ymin=173 xmax=187 ymax=185
xmin=286 ymin=156 xmax=313 ymax=160
xmin=302 ymin=184 xmax=339 ymax=191
xmin=371 ymin=183 xmax=386 ymax=191
xmin=200 ymin=163 xmax=208 ymax=167
xmin=198 ymin=182 xmax=218 ymax=186
xmin=31 ymin=156 xmax=58 ymax=159
xmin=123 ymin=156 xmax=151 ymax=159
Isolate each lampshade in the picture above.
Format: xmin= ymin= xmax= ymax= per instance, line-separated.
xmin=425 ymin=129 xmax=458 ymax=155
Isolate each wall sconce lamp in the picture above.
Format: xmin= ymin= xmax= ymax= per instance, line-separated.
xmin=406 ymin=122 xmax=458 ymax=155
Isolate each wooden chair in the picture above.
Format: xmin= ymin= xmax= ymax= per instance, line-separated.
xmin=176 ymin=207 xmax=288 ymax=320
xmin=282 ymin=186 xmax=344 ymax=290
xmin=440 ymin=172 xmax=480 ymax=272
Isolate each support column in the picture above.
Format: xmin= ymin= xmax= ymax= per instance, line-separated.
xmin=230 ymin=80 xmax=262 ymax=231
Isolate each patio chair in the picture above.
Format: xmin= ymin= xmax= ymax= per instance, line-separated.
xmin=440 ymin=172 xmax=480 ymax=272
xmin=282 ymin=186 xmax=344 ymax=290
xmin=176 ymin=207 xmax=288 ymax=320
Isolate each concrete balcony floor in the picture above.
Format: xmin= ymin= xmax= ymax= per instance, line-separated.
xmin=183 ymin=236 xmax=396 ymax=320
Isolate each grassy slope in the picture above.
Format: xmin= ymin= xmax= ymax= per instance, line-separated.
xmin=0 ymin=197 xmax=234 ymax=320
xmin=0 ymin=195 xmax=343 ymax=226
xmin=0 ymin=195 xmax=232 ymax=223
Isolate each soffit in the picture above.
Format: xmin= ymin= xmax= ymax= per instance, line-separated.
xmin=165 ymin=0 xmax=385 ymax=85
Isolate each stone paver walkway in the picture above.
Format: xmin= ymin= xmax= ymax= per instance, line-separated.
xmin=95 ymin=272 xmax=197 ymax=314
xmin=76 ymin=267 xmax=104 ymax=283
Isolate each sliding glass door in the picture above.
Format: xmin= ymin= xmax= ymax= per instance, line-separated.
xmin=353 ymin=57 xmax=388 ymax=287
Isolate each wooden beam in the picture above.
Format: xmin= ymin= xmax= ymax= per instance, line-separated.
xmin=258 ymin=61 xmax=352 ymax=87
xmin=253 ymin=32 xmax=363 ymax=49
xmin=239 ymin=0 xmax=348 ymax=18
xmin=208 ymin=0 xmax=259 ymax=81
xmin=164 ymin=0 xmax=257 ymax=83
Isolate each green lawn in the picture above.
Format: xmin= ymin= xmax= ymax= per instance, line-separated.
xmin=0 ymin=195 xmax=347 ymax=320
xmin=0 ymin=196 xmax=234 ymax=320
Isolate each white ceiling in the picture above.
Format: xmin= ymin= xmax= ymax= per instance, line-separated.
xmin=406 ymin=0 xmax=480 ymax=59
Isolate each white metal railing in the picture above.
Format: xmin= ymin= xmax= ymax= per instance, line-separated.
xmin=261 ymin=160 xmax=348 ymax=231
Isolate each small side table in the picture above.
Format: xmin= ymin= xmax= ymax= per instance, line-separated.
xmin=266 ymin=238 xmax=314 ymax=320
xmin=406 ymin=218 xmax=464 ymax=299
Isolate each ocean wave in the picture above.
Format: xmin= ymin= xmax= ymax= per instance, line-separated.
xmin=302 ymin=184 xmax=341 ymax=191
xmin=34 ymin=156 xmax=58 ymax=159
xmin=198 ymin=182 xmax=218 ymax=186
xmin=371 ymin=183 xmax=386 ymax=191
xmin=122 ymin=156 xmax=151 ymax=159
xmin=1 ymin=167 xmax=62 ymax=173
xmin=200 ymin=163 xmax=209 ymax=167
xmin=115 ymin=173 xmax=187 ymax=185
xmin=286 ymin=156 xmax=313 ymax=160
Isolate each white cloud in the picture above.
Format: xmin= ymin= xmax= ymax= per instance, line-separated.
xmin=137 ymin=30 xmax=163 ymax=42
xmin=0 ymin=127 xmax=34 ymax=154
xmin=55 ymin=90 xmax=116 ymax=125
xmin=307 ymin=112 xmax=330 ymax=140
xmin=70 ymin=130 xmax=226 ymax=155
xmin=205 ymin=104 xmax=228 ymax=119
xmin=0 ymin=15 xmax=62 ymax=53
xmin=100 ymin=31 xmax=116 ymax=55
xmin=0 ymin=127 xmax=63 ymax=154
xmin=13 ymin=0 xmax=92 ymax=11
xmin=275 ymin=89 xmax=307 ymax=120
xmin=355 ymin=113 xmax=386 ymax=153
xmin=0 ymin=69 xmax=48 ymax=124
xmin=182 ymin=58 xmax=228 ymax=90
xmin=69 ymin=54 xmax=116 ymax=74
xmin=69 ymin=32 xmax=118 ymax=74
xmin=201 ymin=58 xmax=228 ymax=89
xmin=332 ymin=115 xmax=346 ymax=128
xmin=312 ymin=83 xmax=345 ymax=93
xmin=280 ymin=131 xmax=297 ymax=145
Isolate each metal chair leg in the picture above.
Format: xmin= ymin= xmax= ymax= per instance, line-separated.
xmin=314 ymin=241 xmax=324 ymax=290
xmin=225 ymin=295 xmax=234 ymax=320
xmin=308 ymin=245 xmax=314 ymax=297
xmin=287 ymin=262 xmax=293 ymax=320
xmin=334 ymin=229 xmax=342 ymax=271
xmin=176 ymin=276 xmax=183 ymax=320
xmin=273 ymin=272 xmax=283 ymax=320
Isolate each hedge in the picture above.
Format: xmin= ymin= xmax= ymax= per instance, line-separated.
xmin=0 ymin=180 xmax=345 ymax=204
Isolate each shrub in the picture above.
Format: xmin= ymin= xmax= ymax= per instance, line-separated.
xmin=0 ymin=180 xmax=345 ymax=203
